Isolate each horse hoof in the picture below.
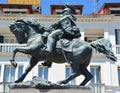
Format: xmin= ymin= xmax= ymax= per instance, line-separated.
xmin=14 ymin=80 xmax=19 ymax=83
xmin=57 ymin=81 xmax=67 ymax=84
xmin=10 ymin=60 xmax=17 ymax=68
xmin=41 ymin=60 xmax=52 ymax=68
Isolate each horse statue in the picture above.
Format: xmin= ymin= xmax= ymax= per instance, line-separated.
xmin=9 ymin=18 xmax=117 ymax=86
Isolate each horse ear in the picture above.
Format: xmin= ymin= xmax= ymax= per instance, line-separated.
xmin=9 ymin=22 xmax=16 ymax=33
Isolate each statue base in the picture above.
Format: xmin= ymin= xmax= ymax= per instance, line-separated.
xmin=8 ymin=79 xmax=91 ymax=93
xmin=9 ymin=87 xmax=91 ymax=93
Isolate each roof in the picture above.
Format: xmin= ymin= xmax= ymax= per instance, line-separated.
xmin=98 ymin=2 xmax=120 ymax=13
xmin=0 ymin=4 xmax=33 ymax=7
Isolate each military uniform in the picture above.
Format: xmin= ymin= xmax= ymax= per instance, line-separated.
xmin=45 ymin=8 xmax=81 ymax=52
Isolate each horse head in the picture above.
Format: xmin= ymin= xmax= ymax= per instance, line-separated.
xmin=9 ymin=20 xmax=30 ymax=44
xmin=9 ymin=18 xmax=49 ymax=44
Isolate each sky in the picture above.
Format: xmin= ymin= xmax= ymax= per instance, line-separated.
xmin=0 ymin=0 xmax=120 ymax=14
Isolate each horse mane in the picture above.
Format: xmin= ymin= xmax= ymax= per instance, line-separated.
xmin=17 ymin=18 xmax=39 ymax=26
xmin=16 ymin=18 xmax=46 ymax=34
xmin=16 ymin=18 xmax=51 ymax=34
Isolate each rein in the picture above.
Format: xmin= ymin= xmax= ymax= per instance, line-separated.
xmin=59 ymin=35 xmax=70 ymax=64
xmin=49 ymin=26 xmax=70 ymax=64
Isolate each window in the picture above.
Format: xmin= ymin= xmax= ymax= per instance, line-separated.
xmin=0 ymin=65 xmax=1 ymax=77
xmin=115 ymin=29 xmax=120 ymax=45
xmin=38 ymin=66 xmax=48 ymax=80
xmin=111 ymin=10 xmax=120 ymax=14
xmin=0 ymin=35 xmax=4 ymax=43
xmin=66 ymin=65 xmax=76 ymax=85
xmin=118 ymin=67 xmax=120 ymax=85
xmin=18 ymin=65 xmax=23 ymax=79
xmin=10 ymin=39 xmax=15 ymax=43
xmin=115 ymin=29 xmax=120 ymax=54
xmin=3 ymin=8 xmax=27 ymax=14
xmin=4 ymin=11 xmax=10 ymax=14
xmin=3 ymin=66 xmax=15 ymax=92
xmin=4 ymin=66 xmax=15 ymax=82
xmin=4 ymin=39 xmax=9 ymax=43
xmin=90 ymin=66 xmax=101 ymax=84
xmin=4 ymin=39 xmax=17 ymax=43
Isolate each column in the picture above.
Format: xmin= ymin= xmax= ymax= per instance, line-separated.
xmin=80 ymin=28 xmax=84 ymax=40
xmin=104 ymin=28 xmax=109 ymax=39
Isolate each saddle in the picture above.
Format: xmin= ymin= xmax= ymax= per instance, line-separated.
xmin=56 ymin=38 xmax=80 ymax=52
xmin=41 ymin=36 xmax=81 ymax=53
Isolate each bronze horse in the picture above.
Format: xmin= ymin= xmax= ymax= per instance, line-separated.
xmin=9 ymin=18 xmax=117 ymax=86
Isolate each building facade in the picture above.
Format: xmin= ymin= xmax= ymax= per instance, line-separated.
xmin=0 ymin=3 xmax=120 ymax=93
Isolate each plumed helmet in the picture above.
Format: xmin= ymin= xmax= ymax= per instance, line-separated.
xmin=62 ymin=4 xmax=77 ymax=14
xmin=62 ymin=7 xmax=72 ymax=14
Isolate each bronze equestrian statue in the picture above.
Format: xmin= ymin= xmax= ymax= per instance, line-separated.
xmin=9 ymin=7 xmax=117 ymax=86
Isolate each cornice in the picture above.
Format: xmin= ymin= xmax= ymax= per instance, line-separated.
xmin=76 ymin=18 xmax=112 ymax=22
xmin=0 ymin=14 xmax=115 ymax=22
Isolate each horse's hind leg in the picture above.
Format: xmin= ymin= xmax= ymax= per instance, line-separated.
xmin=80 ymin=66 xmax=93 ymax=86
xmin=15 ymin=57 xmax=38 ymax=83
xmin=59 ymin=59 xmax=81 ymax=84
xmin=79 ymin=48 xmax=93 ymax=86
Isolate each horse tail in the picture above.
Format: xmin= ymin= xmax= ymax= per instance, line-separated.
xmin=90 ymin=38 xmax=117 ymax=62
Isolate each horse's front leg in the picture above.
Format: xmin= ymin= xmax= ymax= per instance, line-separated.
xmin=15 ymin=57 xmax=38 ymax=83
xmin=10 ymin=48 xmax=18 ymax=68
xmin=10 ymin=46 xmax=31 ymax=68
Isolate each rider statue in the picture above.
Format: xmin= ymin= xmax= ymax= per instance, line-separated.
xmin=44 ymin=6 xmax=81 ymax=53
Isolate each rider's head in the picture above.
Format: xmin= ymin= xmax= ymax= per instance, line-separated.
xmin=62 ymin=7 xmax=72 ymax=15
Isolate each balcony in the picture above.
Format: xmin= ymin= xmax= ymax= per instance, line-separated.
xmin=0 ymin=43 xmax=26 ymax=53
xmin=115 ymin=45 xmax=120 ymax=54
xmin=0 ymin=43 xmax=26 ymax=57
xmin=0 ymin=43 xmax=119 ymax=57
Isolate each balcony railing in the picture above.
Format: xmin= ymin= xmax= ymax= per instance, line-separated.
xmin=0 ymin=82 xmax=12 ymax=93
xmin=90 ymin=83 xmax=105 ymax=93
xmin=0 ymin=82 xmax=120 ymax=93
xmin=0 ymin=43 xmax=120 ymax=55
xmin=115 ymin=45 xmax=120 ymax=54
xmin=0 ymin=43 xmax=26 ymax=53
xmin=0 ymin=43 xmax=100 ymax=53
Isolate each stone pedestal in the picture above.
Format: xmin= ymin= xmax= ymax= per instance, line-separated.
xmin=9 ymin=87 xmax=92 ymax=93
xmin=8 ymin=80 xmax=92 ymax=93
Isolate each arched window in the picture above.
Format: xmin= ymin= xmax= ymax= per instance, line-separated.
xmin=0 ymin=35 xmax=4 ymax=43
